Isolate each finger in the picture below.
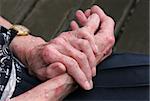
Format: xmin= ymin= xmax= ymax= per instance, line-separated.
xmin=84 ymin=9 xmax=91 ymax=17
xmin=33 ymin=63 xmax=65 ymax=81
xmin=83 ymin=13 xmax=100 ymax=34
xmin=42 ymin=45 xmax=92 ymax=90
xmin=46 ymin=62 xmax=66 ymax=79
xmin=76 ymin=10 xmax=100 ymax=34
xmin=75 ymin=29 xmax=98 ymax=54
xmin=91 ymin=5 xmax=115 ymax=35
xmin=70 ymin=20 xmax=79 ymax=30
xmin=76 ymin=10 xmax=88 ymax=26
xmin=52 ymin=39 xmax=92 ymax=81
xmin=91 ymin=5 xmax=115 ymax=60
xmin=61 ymin=55 xmax=93 ymax=90
xmin=71 ymin=39 xmax=96 ymax=77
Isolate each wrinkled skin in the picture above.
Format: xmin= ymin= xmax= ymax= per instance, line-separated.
xmin=10 ymin=13 xmax=100 ymax=90
xmin=9 ymin=5 xmax=115 ymax=101
xmin=10 ymin=74 xmax=76 ymax=101
xmin=72 ymin=5 xmax=115 ymax=64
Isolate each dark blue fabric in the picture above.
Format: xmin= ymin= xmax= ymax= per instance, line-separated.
xmin=65 ymin=53 xmax=149 ymax=100
xmin=99 ymin=53 xmax=149 ymax=70
xmin=94 ymin=53 xmax=149 ymax=88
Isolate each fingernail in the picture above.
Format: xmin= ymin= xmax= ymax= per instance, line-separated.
xmin=84 ymin=81 xmax=92 ymax=90
xmin=89 ymin=80 xmax=93 ymax=89
xmin=92 ymin=67 xmax=96 ymax=77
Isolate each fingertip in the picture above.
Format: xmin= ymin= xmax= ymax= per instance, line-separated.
xmin=76 ymin=10 xmax=88 ymax=26
xmin=91 ymin=5 xmax=99 ymax=10
xmin=91 ymin=5 xmax=106 ymax=19
xmin=84 ymin=9 xmax=91 ymax=17
xmin=76 ymin=10 xmax=83 ymax=17
xmin=91 ymin=5 xmax=101 ymax=14
xmin=70 ymin=20 xmax=79 ymax=30
xmin=89 ymin=80 xmax=93 ymax=88
xmin=84 ymin=81 xmax=93 ymax=90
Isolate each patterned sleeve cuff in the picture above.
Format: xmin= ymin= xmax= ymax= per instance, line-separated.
xmin=0 ymin=25 xmax=17 ymax=45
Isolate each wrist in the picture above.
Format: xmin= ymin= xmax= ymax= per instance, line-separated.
xmin=9 ymin=35 xmax=46 ymax=65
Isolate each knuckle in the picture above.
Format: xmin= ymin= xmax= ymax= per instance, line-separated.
xmin=51 ymin=37 xmax=63 ymax=45
xmin=42 ymin=47 xmax=49 ymax=59
xmin=60 ymin=32 xmax=67 ymax=36
xmin=42 ymin=45 xmax=54 ymax=60
xmin=107 ymin=16 xmax=115 ymax=26
xmin=109 ymin=36 xmax=115 ymax=45
xmin=42 ymin=45 xmax=51 ymax=55
xmin=59 ymin=32 xmax=70 ymax=39
xmin=78 ymin=53 xmax=87 ymax=61
xmin=105 ymin=36 xmax=115 ymax=46
xmin=68 ymin=58 xmax=77 ymax=66
xmin=51 ymin=37 xmax=68 ymax=48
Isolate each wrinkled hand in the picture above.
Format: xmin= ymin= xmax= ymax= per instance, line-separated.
xmin=71 ymin=5 xmax=115 ymax=65
xmin=41 ymin=6 xmax=115 ymax=89
xmin=26 ymin=13 xmax=100 ymax=90
xmin=10 ymin=5 xmax=115 ymax=91
xmin=10 ymin=13 xmax=100 ymax=90
xmin=10 ymin=74 xmax=76 ymax=101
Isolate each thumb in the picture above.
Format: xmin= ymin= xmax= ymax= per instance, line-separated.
xmin=34 ymin=62 xmax=66 ymax=81
xmin=46 ymin=62 xmax=66 ymax=79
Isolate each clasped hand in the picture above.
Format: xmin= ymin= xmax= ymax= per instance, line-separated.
xmin=25 ymin=12 xmax=100 ymax=90
xmin=10 ymin=5 xmax=115 ymax=101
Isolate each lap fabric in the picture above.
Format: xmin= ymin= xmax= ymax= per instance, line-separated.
xmin=12 ymin=53 xmax=150 ymax=101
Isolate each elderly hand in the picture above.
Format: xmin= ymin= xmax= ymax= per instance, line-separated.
xmin=10 ymin=74 xmax=76 ymax=101
xmin=71 ymin=5 xmax=115 ymax=65
xmin=28 ymin=13 xmax=100 ymax=90
xmin=69 ymin=5 xmax=115 ymax=76
xmin=10 ymin=13 xmax=100 ymax=90
xmin=40 ymin=6 xmax=115 ymax=90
